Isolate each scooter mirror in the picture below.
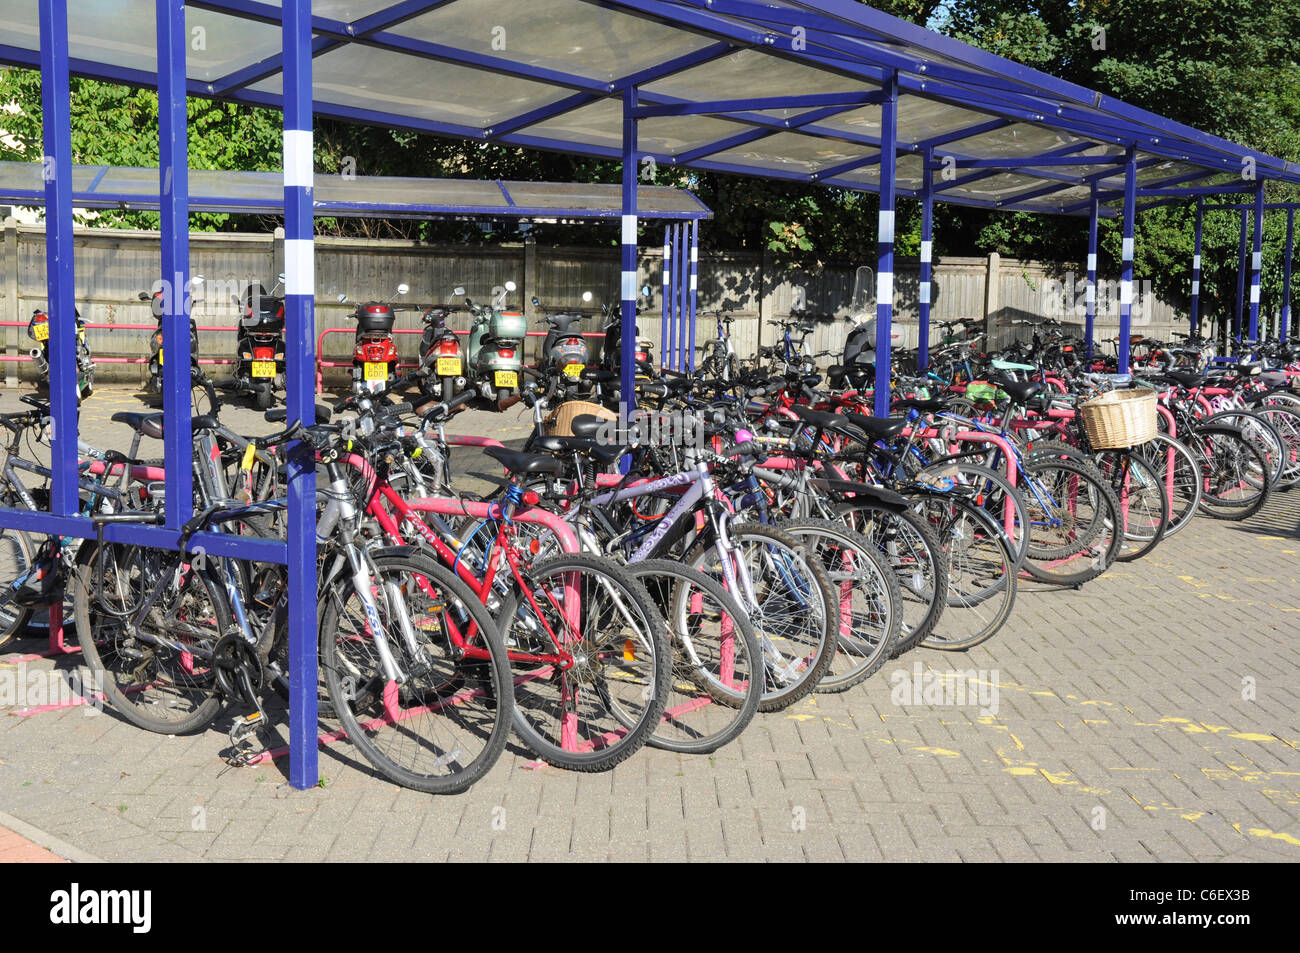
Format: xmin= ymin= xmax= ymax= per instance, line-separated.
xmin=505 ymin=280 xmax=517 ymax=292
xmin=337 ymin=293 xmax=348 ymax=303
xmin=396 ymin=283 xmax=409 ymax=296
xmin=191 ymin=275 xmax=205 ymax=287
xmin=582 ymin=291 xmax=593 ymax=303
xmin=137 ymin=292 xmax=151 ymax=301
xmin=641 ymin=285 xmax=652 ymax=298
xmin=453 ymin=286 xmax=466 ymax=297
xmin=277 ymin=273 xmax=286 ymax=285
xmin=531 ymin=296 xmax=541 ymax=307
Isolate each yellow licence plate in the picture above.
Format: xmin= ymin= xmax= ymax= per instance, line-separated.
xmin=252 ymin=360 xmax=276 ymax=378
xmin=494 ymin=371 xmax=517 ymax=388
xmin=33 ymin=322 xmax=49 ymax=342
xmin=435 ymin=357 xmax=462 ymax=376
xmin=157 ymin=348 xmax=163 ymax=365
xmin=364 ymin=361 xmax=388 ymax=382
xmin=563 ymin=363 xmax=584 ymax=379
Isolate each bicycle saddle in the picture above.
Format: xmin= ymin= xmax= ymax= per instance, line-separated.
xmin=1163 ymin=369 xmax=1205 ymax=389
xmin=483 ymin=446 xmax=561 ymax=476
xmin=840 ymin=412 xmax=908 ymax=440
xmin=533 ymin=435 xmax=625 ymax=465
xmin=997 ymin=379 xmax=1044 ymax=404
xmin=111 ymin=411 xmax=164 ymax=440
xmin=893 ymin=396 xmax=946 ymax=414
xmin=568 ymin=414 xmax=611 ymax=439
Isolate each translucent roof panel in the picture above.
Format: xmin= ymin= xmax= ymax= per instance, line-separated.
xmin=704 ymin=133 xmax=876 ymax=176
xmin=641 ymin=49 xmax=869 ymax=120
xmin=249 ymin=44 xmax=574 ymax=131
xmin=398 ymin=0 xmax=719 ymax=85
xmin=0 ymin=162 xmax=711 ymax=220
xmin=519 ymin=99 xmax=754 ymax=158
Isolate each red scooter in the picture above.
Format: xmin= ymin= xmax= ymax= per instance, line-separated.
xmin=344 ymin=283 xmax=408 ymax=394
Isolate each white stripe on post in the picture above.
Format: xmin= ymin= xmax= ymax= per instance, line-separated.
xmin=622 ymin=269 xmax=637 ymax=302
xmin=283 ymin=130 xmax=313 ymax=188
xmin=284 ymin=239 xmax=315 ymax=295
xmin=919 ymin=240 xmax=932 ymax=263
xmin=622 ymin=215 xmax=637 ymax=247
xmin=1253 ymin=252 xmax=1262 ymax=271
xmin=918 ymin=282 xmax=930 ymax=305
xmin=878 ymin=210 xmax=895 ymax=244
xmin=1120 ymin=280 xmax=1133 ymax=306
xmin=1191 ymin=280 xmax=1200 ymax=295
xmin=690 ymin=273 xmax=697 ymax=291
xmin=1193 ymin=254 xmax=1201 ymax=270
xmin=1122 ymin=238 xmax=1134 ymax=260
xmin=1250 ymin=286 xmax=1261 ymax=304
xmin=1087 ymin=253 xmax=1097 ymax=272
xmin=1085 ymin=284 xmax=1096 ymax=304
xmin=877 ymin=271 xmax=893 ymax=304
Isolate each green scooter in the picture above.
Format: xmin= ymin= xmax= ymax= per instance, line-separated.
xmin=465 ymin=280 xmax=526 ymax=405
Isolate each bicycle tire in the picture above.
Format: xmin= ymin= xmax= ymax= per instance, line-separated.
xmin=1017 ymin=457 xmax=1122 ymax=586
xmin=496 ymin=554 xmax=670 ymax=772
xmin=1092 ymin=450 xmax=1169 ymax=562
xmin=320 ymin=550 xmax=513 ymax=794
xmin=1132 ymin=433 xmax=1202 ymax=537
xmin=685 ymin=522 xmax=838 ymax=712
xmin=777 ymin=518 xmax=902 ymax=692
xmin=71 ymin=540 xmax=227 ymax=735
xmin=1190 ymin=425 xmax=1272 ymax=520
xmin=627 ymin=559 xmax=762 ymax=755
xmin=836 ymin=501 xmax=948 ymax=656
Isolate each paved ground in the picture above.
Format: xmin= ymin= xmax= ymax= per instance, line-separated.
xmin=0 ymin=384 xmax=1298 ymax=863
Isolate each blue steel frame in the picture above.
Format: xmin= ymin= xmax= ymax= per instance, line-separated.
xmin=16 ymin=0 xmax=1300 ymax=790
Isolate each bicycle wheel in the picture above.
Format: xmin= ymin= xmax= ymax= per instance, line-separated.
xmin=321 ymin=550 xmax=512 ymax=794
xmin=627 ymin=559 xmax=762 ymax=755
xmin=1132 ymin=433 xmax=1202 ymax=537
xmin=1252 ymin=404 xmax=1300 ymax=489
xmin=921 ymin=461 xmax=1029 ymax=567
xmin=1092 ymin=450 xmax=1168 ymax=562
xmin=0 ymin=528 xmax=36 ymax=651
xmin=837 ymin=502 xmax=948 ymax=655
xmin=910 ymin=492 xmax=1018 ymax=650
xmin=1191 ymin=426 xmax=1272 ymax=520
xmin=779 ymin=519 xmax=902 ymax=692
xmin=71 ymin=541 xmax=226 ymax=734
xmin=497 ymin=554 xmax=670 ymax=772
xmin=1017 ymin=458 xmax=1122 ymax=586
xmin=1201 ymin=410 xmax=1284 ymax=489
xmin=686 ymin=522 xmax=837 ymax=711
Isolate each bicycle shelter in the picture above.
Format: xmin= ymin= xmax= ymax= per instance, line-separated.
xmin=5 ymin=0 xmax=1300 ymax=788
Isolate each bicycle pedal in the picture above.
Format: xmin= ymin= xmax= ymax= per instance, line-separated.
xmin=228 ymin=710 xmax=267 ymax=748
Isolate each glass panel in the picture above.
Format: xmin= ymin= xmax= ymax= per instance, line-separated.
xmin=250 ymin=44 xmax=572 ymax=130
xmin=520 ymin=99 xmax=753 ymax=157
xmin=705 ymin=132 xmax=873 ymax=175
xmin=940 ymin=172 xmax=1061 ymax=201
xmin=396 ymin=0 xmax=718 ymax=84
xmin=941 ymin=122 xmax=1087 ymax=160
xmin=834 ymin=153 xmax=925 ymax=190
xmin=642 ymin=49 xmax=865 ymax=119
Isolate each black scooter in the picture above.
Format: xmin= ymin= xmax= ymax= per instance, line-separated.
xmin=138 ymin=274 xmax=217 ymax=415
xmin=227 ymin=275 xmax=286 ymax=409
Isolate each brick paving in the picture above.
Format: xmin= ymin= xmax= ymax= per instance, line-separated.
xmin=0 ymin=385 xmax=1297 ymax=862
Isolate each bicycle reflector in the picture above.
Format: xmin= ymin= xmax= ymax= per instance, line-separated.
xmin=522 ymin=490 xmax=540 ymax=505
xmin=623 ymin=639 xmax=636 ymax=662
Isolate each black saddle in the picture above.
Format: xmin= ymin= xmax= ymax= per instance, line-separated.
xmin=1164 ymin=369 xmax=1205 ymax=389
xmin=893 ymin=396 xmax=946 ymax=414
xmin=840 ymin=412 xmax=908 ymax=440
xmin=568 ymin=414 xmax=610 ymax=439
xmin=111 ymin=412 xmax=164 ymax=440
xmin=997 ymin=380 xmax=1044 ymax=404
xmin=483 ymin=446 xmax=561 ymax=476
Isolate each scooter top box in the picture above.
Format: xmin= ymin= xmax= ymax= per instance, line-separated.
xmin=355 ymin=303 xmax=396 ymax=334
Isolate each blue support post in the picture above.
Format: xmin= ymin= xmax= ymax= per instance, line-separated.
xmin=1189 ymin=196 xmax=1203 ymax=337
xmin=666 ymin=225 xmax=677 ymax=372
xmin=676 ymin=221 xmax=686 ymax=370
xmin=38 ymin=0 xmax=78 ymax=516
xmin=875 ymin=73 xmax=898 ymax=417
xmin=1235 ymin=209 xmax=1247 ymax=345
xmin=1117 ymin=145 xmax=1137 ymax=375
xmin=688 ymin=219 xmax=699 ymax=372
xmin=157 ymin=0 xmax=193 ymax=530
xmin=917 ymin=146 xmax=933 ymax=370
xmin=1283 ymin=209 xmax=1295 ymax=342
xmin=661 ymin=227 xmax=670 ymax=365
xmin=620 ymin=86 xmax=639 ymax=420
xmin=283 ymin=0 xmax=319 ymax=791
xmin=1249 ymin=182 xmax=1264 ymax=344
xmin=1085 ymin=190 xmax=1098 ymax=359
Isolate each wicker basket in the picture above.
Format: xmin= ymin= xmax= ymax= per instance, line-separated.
xmin=546 ymin=399 xmax=616 ymax=437
xmin=1079 ymin=388 xmax=1157 ymax=449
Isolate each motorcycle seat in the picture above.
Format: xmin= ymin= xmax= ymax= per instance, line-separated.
xmin=111 ymin=412 xmax=164 ymax=440
xmin=546 ymin=313 xmax=583 ymax=332
xmin=483 ymin=446 xmax=561 ymax=476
